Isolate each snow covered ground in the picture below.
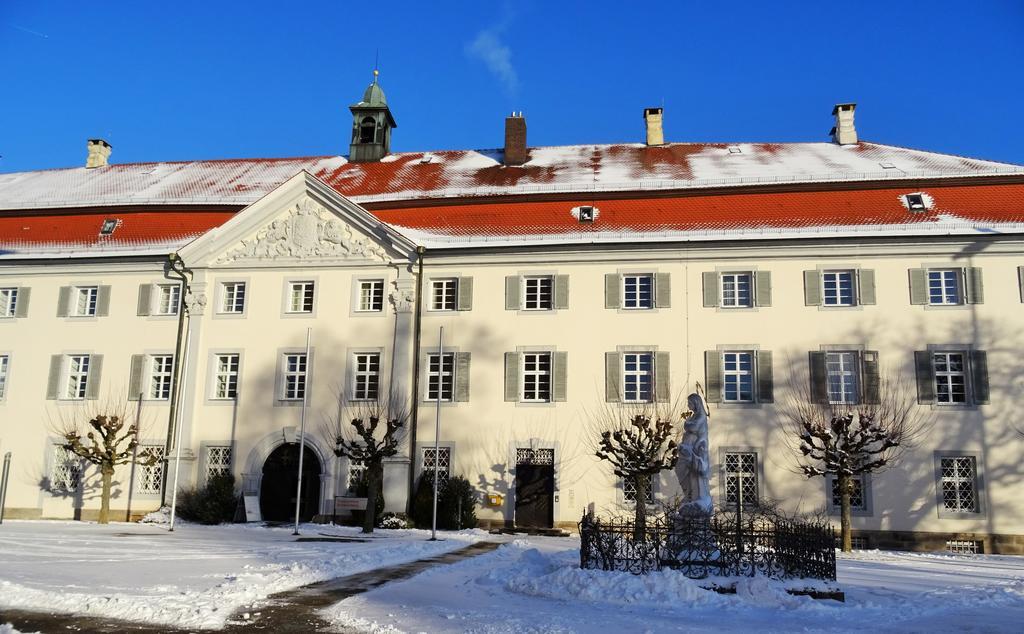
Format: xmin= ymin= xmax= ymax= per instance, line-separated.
xmin=2 ymin=521 xmax=1023 ymax=633
xmin=322 ymin=537 xmax=1024 ymax=633
xmin=0 ymin=519 xmax=486 ymax=630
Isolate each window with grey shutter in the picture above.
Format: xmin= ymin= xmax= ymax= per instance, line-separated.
xmin=96 ymin=286 xmax=112 ymax=317
xmin=704 ymin=351 xmax=722 ymax=403
xmin=604 ymin=274 xmax=621 ymax=309
xmin=137 ymin=284 xmax=153 ymax=316
xmin=57 ymin=286 xmax=72 ymax=317
xmin=504 ymin=276 xmax=520 ymax=311
xmin=803 ymin=270 xmax=822 ymax=306
xmin=553 ymin=351 xmax=568 ymax=402
xmin=754 ymin=271 xmax=772 ymax=307
xmin=861 ymin=351 xmax=880 ymax=404
xmin=702 ymin=272 xmax=718 ymax=308
xmin=457 ymin=277 xmax=473 ymax=311
xmin=909 ymin=269 xmax=928 ymax=305
xmin=858 ymin=269 xmax=877 ymax=305
xmin=454 ymin=352 xmax=471 ymax=402
xmin=14 ymin=287 xmax=30 ymax=318
xmin=808 ymin=352 xmax=828 ymax=404
xmin=554 ymin=275 xmax=569 ymax=310
xmin=756 ymin=350 xmax=773 ymax=403
xmin=128 ymin=354 xmax=146 ymax=401
xmin=655 ymin=351 xmax=670 ymax=402
xmin=46 ymin=355 xmax=62 ymax=400
xmin=914 ymin=351 xmax=935 ymax=403
xmin=970 ymin=350 xmax=989 ymax=404
xmin=85 ymin=354 xmax=103 ymax=399
xmin=504 ymin=352 xmax=518 ymax=402
xmin=655 ymin=273 xmax=671 ymax=309
xmin=965 ymin=268 xmax=984 ymax=305
xmin=604 ymin=352 xmax=620 ymax=402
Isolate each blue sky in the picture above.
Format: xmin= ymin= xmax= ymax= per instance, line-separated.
xmin=1 ymin=1 xmax=1022 ymax=172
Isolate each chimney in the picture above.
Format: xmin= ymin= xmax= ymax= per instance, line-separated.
xmin=86 ymin=139 xmax=112 ymax=168
xmin=830 ymin=103 xmax=858 ymax=145
xmin=503 ymin=112 xmax=528 ymax=166
xmin=644 ymin=107 xmax=665 ymax=146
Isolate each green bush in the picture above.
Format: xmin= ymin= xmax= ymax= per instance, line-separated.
xmin=411 ymin=473 xmax=478 ymax=530
xmin=176 ymin=473 xmax=237 ymax=525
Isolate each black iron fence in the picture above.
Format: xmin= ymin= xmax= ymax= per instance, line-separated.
xmin=579 ymin=508 xmax=836 ymax=581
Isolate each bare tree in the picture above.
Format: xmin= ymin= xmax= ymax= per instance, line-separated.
xmin=591 ymin=400 xmax=680 ymax=539
xmin=50 ymin=396 xmax=159 ymax=524
xmin=321 ymin=389 xmax=408 ymax=534
xmin=782 ymin=370 xmax=930 ymax=552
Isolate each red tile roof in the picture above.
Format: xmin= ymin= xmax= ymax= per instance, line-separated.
xmin=0 ymin=211 xmax=234 ymax=248
xmin=374 ymin=183 xmax=1024 ymax=238
xmin=0 ymin=142 xmax=1020 ymax=211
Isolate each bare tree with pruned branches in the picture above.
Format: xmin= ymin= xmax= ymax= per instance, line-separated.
xmin=781 ymin=366 xmax=930 ymax=552
xmin=589 ymin=399 xmax=681 ymax=539
xmin=320 ymin=387 xmax=408 ymax=533
xmin=49 ymin=394 xmax=160 ymax=524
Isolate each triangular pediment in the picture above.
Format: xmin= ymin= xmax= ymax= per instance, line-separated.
xmin=179 ymin=171 xmax=416 ymax=268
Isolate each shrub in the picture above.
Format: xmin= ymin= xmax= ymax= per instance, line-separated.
xmin=176 ymin=473 xmax=237 ymax=525
xmin=411 ymin=473 xmax=478 ymax=530
xmin=378 ymin=512 xmax=411 ymax=529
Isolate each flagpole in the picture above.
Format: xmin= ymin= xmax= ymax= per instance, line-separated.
xmin=430 ymin=326 xmax=443 ymax=541
xmin=168 ymin=326 xmax=192 ymax=532
xmin=293 ymin=327 xmax=312 ymax=536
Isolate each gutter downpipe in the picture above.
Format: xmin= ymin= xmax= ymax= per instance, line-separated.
xmin=162 ymin=253 xmax=193 ymax=507
xmin=406 ymin=246 xmax=426 ymax=514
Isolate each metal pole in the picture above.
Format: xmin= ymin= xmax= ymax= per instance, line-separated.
xmin=293 ymin=328 xmax=312 ymax=536
xmin=126 ymin=395 xmax=144 ymax=522
xmin=0 ymin=452 xmax=11 ymax=524
xmin=430 ymin=326 xmax=443 ymax=541
xmin=168 ymin=326 xmax=193 ymax=532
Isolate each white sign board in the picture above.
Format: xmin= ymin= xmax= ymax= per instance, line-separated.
xmin=334 ymin=497 xmax=368 ymax=512
xmin=243 ymin=495 xmax=262 ymax=522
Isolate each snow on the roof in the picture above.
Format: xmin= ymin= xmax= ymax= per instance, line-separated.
xmin=0 ymin=142 xmax=1020 ymax=211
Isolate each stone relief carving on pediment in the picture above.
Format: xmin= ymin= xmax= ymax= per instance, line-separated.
xmin=217 ymin=197 xmax=390 ymax=264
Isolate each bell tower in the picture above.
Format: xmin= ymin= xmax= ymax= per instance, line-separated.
xmin=348 ymin=70 xmax=397 ymax=162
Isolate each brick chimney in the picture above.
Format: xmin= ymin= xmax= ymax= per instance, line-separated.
xmin=830 ymin=103 xmax=858 ymax=145
xmin=86 ymin=139 xmax=112 ymax=168
xmin=644 ymin=107 xmax=665 ymax=146
xmin=503 ymin=112 xmax=528 ymax=166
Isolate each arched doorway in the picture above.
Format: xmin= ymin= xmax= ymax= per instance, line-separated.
xmin=260 ymin=443 xmax=322 ymax=522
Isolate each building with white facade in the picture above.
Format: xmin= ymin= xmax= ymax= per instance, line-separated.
xmin=2 ymin=80 xmax=1023 ymax=552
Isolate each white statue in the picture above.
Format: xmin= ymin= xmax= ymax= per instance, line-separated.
xmin=675 ymin=393 xmax=712 ymax=516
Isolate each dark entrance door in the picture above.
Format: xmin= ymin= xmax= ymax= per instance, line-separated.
xmin=260 ymin=443 xmax=321 ymax=522
xmin=515 ymin=448 xmax=555 ymax=528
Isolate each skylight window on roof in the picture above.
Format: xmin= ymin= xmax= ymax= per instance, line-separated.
xmin=728 ymin=146 xmax=742 ymax=154
xmin=905 ymin=194 xmax=926 ymax=212
xmin=880 ymin=162 xmax=896 ymax=169
xmin=99 ymin=218 xmax=120 ymax=236
xmin=572 ymin=205 xmax=598 ymax=223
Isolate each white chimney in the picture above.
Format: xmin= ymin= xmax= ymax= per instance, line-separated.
xmin=644 ymin=107 xmax=665 ymax=146
xmin=86 ymin=139 xmax=112 ymax=168
xmin=830 ymin=103 xmax=858 ymax=145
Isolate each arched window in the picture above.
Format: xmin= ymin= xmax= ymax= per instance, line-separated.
xmin=359 ymin=117 xmax=376 ymax=144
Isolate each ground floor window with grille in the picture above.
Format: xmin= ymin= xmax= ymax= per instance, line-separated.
xmin=830 ymin=475 xmax=867 ymax=511
xmin=940 ymin=456 xmax=978 ymax=513
xmin=946 ymin=540 xmax=982 ymax=555
xmin=50 ymin=444 xmax=81 ymax=492
xmin=724 ymin=452 xmax=758 ymax=506
xmin=207 ymin=446 xmax=232 ymax=479
xmin=137 ymin=446 xmax=166 ymax=494
xmin=347 ymin=460 xmax=366 ymax=494
xmin=423 ymin=447 xmax=451 ymax=484
xmin=623 ymin=474 xmax=654 ymax=504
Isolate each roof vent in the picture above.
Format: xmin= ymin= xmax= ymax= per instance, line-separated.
xmin=572 ymin=205 xmax=598 ymax=223
xmin=902 ymin=193 xmax=932 ymax=213
xmin=99 ymin=218 xmax=120 ymax=236
xmin=420 ymin=153 xmax=433 ymax=164
xmin=727 ymin=146 xmax=742 ymax=154
xmin=879 ymin=161 xmax=896 ymax=169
